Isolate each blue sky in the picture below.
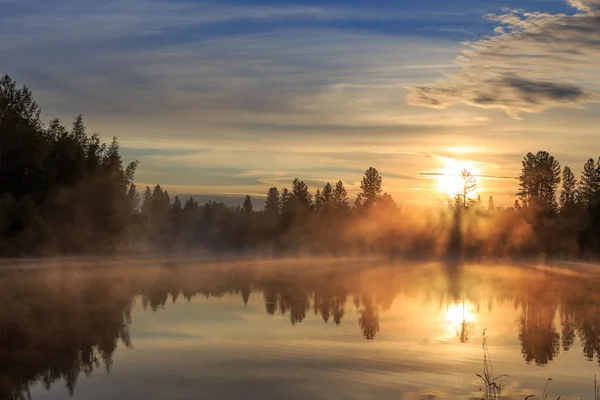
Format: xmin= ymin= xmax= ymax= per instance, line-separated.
xmin=2 ymin=0 xmax=599 ymax=205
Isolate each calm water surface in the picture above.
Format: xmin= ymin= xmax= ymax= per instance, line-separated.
xmin=2 ymin=258 xmax=600 ymax=400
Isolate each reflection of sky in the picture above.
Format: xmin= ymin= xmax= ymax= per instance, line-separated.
xmin=30 ymin=290 xmax=600 ymax=400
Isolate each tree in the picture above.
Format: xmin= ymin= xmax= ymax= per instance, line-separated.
xmin=291 ymin=178 xmax=312 ymax=209
xmin=281 ymin=188 xmax=290 ymax=206
xmin=333 ymin=181 xmax=349 ymax=209
xmin=169 ymin=195 xmax=183 ymax=243
xmin=264 ymin=187 xmax=280 ymax=214
xmin=578 ymin=158 xmax=599 ymax=208
xmin=360 ymin=167 xmax=382 ymax=206
xmin=559 ymin=166 xmax=577 ymax=212
xmin=321 ymin=183 xmax=333 ymax=210
xmin=517 ymin=151 xmax=561 ymax=213
xmin=514 ymin=199 xmax=521 ymax=210
xmin=488 ymin=196 xmax=495 ymax=212
xmin=243 ymin=195 xmax=253 ymax=214
xmin=459 ymin=169 xmax=477 ymax=209
xmin=141 ymin=187 xmax=152 ymax=216
xmin=314 ymin=189 xmax=323 ymax=211
xmin=0 ymin=75 xmax=41 ymax=127
xmin=379 ymin=193 xmax=397 ymax=209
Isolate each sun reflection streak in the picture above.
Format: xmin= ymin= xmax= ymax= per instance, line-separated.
xmin=445 ymin=300 xmax=477 ymax=343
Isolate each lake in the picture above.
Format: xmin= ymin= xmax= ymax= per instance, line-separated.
xmin=1 ymin=258 xmax=599 ymax=400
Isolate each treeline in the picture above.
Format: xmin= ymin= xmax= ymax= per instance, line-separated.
xmin=135 ymin=167 xmax=401 ymax=255
xmin=0 ymin=75 xmax=138 ymax=254
xmin=2 ymin=74 xmax=600 ymax=258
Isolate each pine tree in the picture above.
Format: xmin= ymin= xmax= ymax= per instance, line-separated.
xmin=169 ymin=195 xmax=183 ymax=229
xmin=380 ymin=193 xmax=396 ymax=208
xmin=333 ymin=181 xmax=349 ymax=209
xmin=360 ymin=167 xmax=382 ymax=206
xmin=280 ymin=188 xmax=290 ymax=209
xmin=141 ymin=187 xmax=152 ymax=216
xmin=354 ymin=195 xmax=363 ymax=209
xmin=560 ymin=166 xmax=577 ymax=212
xmin=184 ymin=197 xmax=196 ymax=212
xmin=291 ymin=178 xmax=312 ymax=209
xmin=517 ymin=151 xmax=561 ymax=212
xmin=0 ymin=75 xmax=41 ymax=126
xmin=487 ymin=196 xmax=495 ymax=212
xmin=126 ymin=184 xmax=139 ymax=213
xmin=264 ymin=187 xmax=280 ymax=214
xmin=314 ymin=189 xmax=323 ymax=211
xmin=578 ymin=158 xmax=599 ymax=208
xmin=172 ymin=195 xmax=182 ymax=211
xmin=321 ymin=183 xmax=333 ymax=210
xmin=72 ymin=115 xmax=87 ymax=143
xmin=513 ymin=199 xmax=521 ymax=210
xmin=243 ymin=195 xmax=253 ymax=214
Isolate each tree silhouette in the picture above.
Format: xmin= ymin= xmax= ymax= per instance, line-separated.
xmin=487 ymin=196 xmax=495 ymax=212
xmin=291 ymin=178 xmax=312 ymax=209
xmin=321 ymin=183 xmax=333 ymax=210
xmin=358 ymin=299 xmax=380 ymax=340
xmin=560 ymin=166 xmax=577 ymax=212
xmin=333 ymin=181 xmax=349 ymax=209
xmin=518 ymin=151 xmax=561 ymax=213
xmin=243 ymin=195 xmax=253 ymax=214
xmin=314 ymin=189 xmax=323 ymax=211
xmin=578 ymin=158 xmax=599 ymax=208
xmin=459 ymin=169 xmax=477 ymax=209
xmin=264 ymin=187 xmax=280 ymax=214
xmin=359 ymin=167 xmax=382 ymax=206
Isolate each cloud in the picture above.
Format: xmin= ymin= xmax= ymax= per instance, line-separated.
xmin=242 ymin=170 xmax=288 ymax=177
xmin=568 ymin=0 xmax=600 ymax=11
xmin=407 ymin=1 xmax=600 ymax=118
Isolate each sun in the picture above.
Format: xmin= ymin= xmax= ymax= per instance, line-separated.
xmin=435 ymin=158 xmax=481 ymax=198
xmin=445 ymin=300 xmax=477 ymax=341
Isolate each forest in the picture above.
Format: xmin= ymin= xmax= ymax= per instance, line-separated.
xmin=2 ymin=74 xmax=600 ymax=258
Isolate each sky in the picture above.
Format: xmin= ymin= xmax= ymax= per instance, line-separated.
xmin=1 ymin=0 xmax=599 ymax=206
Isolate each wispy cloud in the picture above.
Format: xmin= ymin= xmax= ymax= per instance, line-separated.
xmin=568 ymin=0 xmax=600 ymax=11
xmin=4 ymin=0 xmax=598 ymax=206
xmin=407 ymin=0 xmax=600 ymax=118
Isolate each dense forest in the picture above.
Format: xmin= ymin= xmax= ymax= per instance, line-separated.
xmin=2 ymin=74 xmax=600 ymax=258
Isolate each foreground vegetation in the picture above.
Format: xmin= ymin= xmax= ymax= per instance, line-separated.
xmin=3 ymin=75 xmax=600 ymax=258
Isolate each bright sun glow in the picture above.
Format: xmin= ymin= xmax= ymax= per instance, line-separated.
xmin=445 ymin=300 xmax=477 ymax=340
xmin=436 ymin=158 xmax=481 ymax=197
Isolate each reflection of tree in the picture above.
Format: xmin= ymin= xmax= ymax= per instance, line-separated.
xmin=6 ymin=261 xmax=600 ymax=399
xmin=358 ymin=296 xmax=380 ymax=340
xmin=560 ymin=312 xmax=575 ymax=352
xmin=519 ymin=302 xmax=560 ymax=366
xmin=459 ymin=320 xmax=475 ymax=344
xmin=263 ymin=284 xmax=278 ymax=315
xmin=579 ymin=315 xmax=600 ymax=362
xmin=0 ymin=270 xmax=134 ymax=400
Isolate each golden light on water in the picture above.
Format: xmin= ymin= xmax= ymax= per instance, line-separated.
xmin=436 ymin=158 xmax=481 ymax=198
xmin=445 ymin=300 xmax=476 ymax=342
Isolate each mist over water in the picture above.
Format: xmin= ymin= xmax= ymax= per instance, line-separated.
xmin=1 ymin=258 xmax=600 ymax=400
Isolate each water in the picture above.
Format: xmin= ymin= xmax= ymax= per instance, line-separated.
xmin=1 ymin=258 xmax=600 ymax=400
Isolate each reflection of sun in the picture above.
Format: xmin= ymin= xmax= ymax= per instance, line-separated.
xmin=436 ymin=158 xmax=481 ymax=198
xmin=446 ymin=300 xmax=476 ymax=340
